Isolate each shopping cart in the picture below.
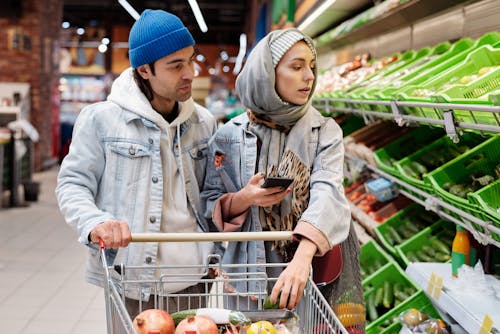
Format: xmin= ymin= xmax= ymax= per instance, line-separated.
xmin=100 ymin=231 xmax=348 ymax=333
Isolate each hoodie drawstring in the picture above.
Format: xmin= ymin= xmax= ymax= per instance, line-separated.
xmin=177 ymin=123 xmax=185 ymax=186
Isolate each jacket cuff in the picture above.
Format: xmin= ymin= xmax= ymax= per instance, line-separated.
xmin=293 ymin=221 xmax=331 ymax=256
xmin=212 ymin=193 xmax=248 ymax=232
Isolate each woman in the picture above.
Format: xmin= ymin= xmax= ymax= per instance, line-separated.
xmin=201 ymin=28 xmax=364 ymax=327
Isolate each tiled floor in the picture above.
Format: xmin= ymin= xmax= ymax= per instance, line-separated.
xmin=0 ymin=167 xmax=107 ymax=334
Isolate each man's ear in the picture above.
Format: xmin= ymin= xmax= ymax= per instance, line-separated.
xmin=136 ymin=64 xmax=151 ymax=79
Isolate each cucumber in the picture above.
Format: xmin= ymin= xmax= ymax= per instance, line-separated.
xmin=421 ymin=244 xmax=436 ymax=257
xmin=404 ymin=221 xmax=421 ymax=234
xmin=382 ymin=281 xmax=393 ymax=309
xmin=367 ymin=292 xmax=379 ymax=321
xmin=430 ymin=238 xmax=451 ymax=255
xmin=434 ymin=252 xmax=451 ymax=262
xmin=171 ymin=308 xmax=251 ymax=326
xmin=406 ymin=251 xmax=419 ymax=263
xmin=387 ymin=226 xmax=403 ymax=244
xmin=396 ymin=224 xmax=414 ymax=239
xmin=374 ymin=286 xmax=384 ymax=307
xmin=416 ymin=250 xmax=434 ymax=262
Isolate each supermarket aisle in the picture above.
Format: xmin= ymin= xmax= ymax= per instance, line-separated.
xmin=0 ymin=167 xmax=106 ymax=334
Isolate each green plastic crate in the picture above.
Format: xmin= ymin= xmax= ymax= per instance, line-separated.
xmin=373 ymin=126 xmax=444 ymax=177
xmin=377 ymin=38 xmax=475 ymax=100
xmin=353 ymin=47 xmax=439 ymax=113
xmin=395 ymin=220 xmax=455 ymax=267
xmin=367 ymin=291 xmax=441 ymax=334
xmin=394 ymin=132 xmax=487 ymax=193
xmin=425 ymin=135 xmax=500 ymax=218
xmin=363 ymin=263 xmax=421 ymax=332
xmin=468 ymin=179 xmax=500 ymax=241
xmin=394 ymin=32 xmax=500 ymax=119
xmin=430 ymin=60 xmax=500 ymax=126
xmin=360 ymin=239 xmax=394 ymax=282
xmin=374 ymin=203 xmax=441 ymax=259
xmin=364 ymin=42 xmax=451 ymax=98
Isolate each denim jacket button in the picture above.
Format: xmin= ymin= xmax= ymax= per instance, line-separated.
xmin=152 ymin=176 xmax=158 ymax=183
xmin=145 ymin=257 xmax=152 ymax=264
xmin=197 ymin=150 xmax=203 ymax=158
xmin=148 ymin=138 xmax=153 ymax=144
xmin=129 ymin=147 xmax=136 ymax=155
xmin=149 ymin=216 xmax=156 ymax=223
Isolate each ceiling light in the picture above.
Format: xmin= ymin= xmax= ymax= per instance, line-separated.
xmin=101 ymin=38 xmax=110 ymax=45
xmin=98 ymin=44 xmax=108 ymax=53
xmin=297 ymin=0 xmax=337 ymax=32
xmin=118 ymin=0 xmax=140 ymax=20
xmin=187 ymin=0 xmax=208 ymax=33
xmin=196 ymin=54 xmax=205 ymax=62
xmin=76 ymin=28 xmax=85 ymax=35
xmin=61 ymin=21 xmax=70 ymax=29
xmin=220 ymin=50 xmax=229 ymax=61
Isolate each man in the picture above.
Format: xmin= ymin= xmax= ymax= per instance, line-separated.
xmin=56 ymin=9 xmax=217 ymax=318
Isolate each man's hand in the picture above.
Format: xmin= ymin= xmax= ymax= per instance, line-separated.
xmin=89 ymin=220 xmax=131 ymax=249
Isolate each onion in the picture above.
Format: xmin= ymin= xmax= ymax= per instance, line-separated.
xmin=174 ymin=315 xmax=218 ymax=334
xmin=133 ymin=309 xmax=175 ymax=334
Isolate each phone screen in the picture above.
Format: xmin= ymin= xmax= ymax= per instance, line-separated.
xmin=261 ymin=177 xmax=294 ymax=189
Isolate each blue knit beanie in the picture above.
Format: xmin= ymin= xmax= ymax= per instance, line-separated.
xmin=129 ymin=9 xmax=195 ymax=68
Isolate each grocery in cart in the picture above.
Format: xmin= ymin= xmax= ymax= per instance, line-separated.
xmin=100 ymin=231 xmax=349 ymax=333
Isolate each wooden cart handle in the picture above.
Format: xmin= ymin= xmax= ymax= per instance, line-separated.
xmin=131 ymin=231 xmax=294 ymax=242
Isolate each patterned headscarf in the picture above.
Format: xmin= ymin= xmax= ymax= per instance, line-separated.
xmin=235 ymin=28 xmax=317 ymax=127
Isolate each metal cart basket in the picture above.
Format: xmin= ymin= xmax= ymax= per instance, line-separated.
xmin=100 ymin=232 xmax=348 ymax=333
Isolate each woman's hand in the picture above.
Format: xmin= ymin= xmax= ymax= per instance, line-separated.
xmin=270 ymin=238 xmax=317 ymax=309
xmin=229 ymin=173 xmax=291 ymax=216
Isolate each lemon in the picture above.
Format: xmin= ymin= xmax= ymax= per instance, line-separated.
xmin=247 ymin=320 xmax=277 ymax=334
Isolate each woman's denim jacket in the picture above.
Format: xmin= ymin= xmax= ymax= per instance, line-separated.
xmin=56 ymin=99 xmax=217 ymax=299
xmin=201 ymin=109 xmax=350 ymax=294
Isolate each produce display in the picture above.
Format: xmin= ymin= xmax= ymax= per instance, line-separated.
xmin=399 ymin=309 xmax=450 ymax=334
xmin=364 ymin=276 xmax=417 ymax=325
xmin=136 ymin=307 xmax=304 ymax=334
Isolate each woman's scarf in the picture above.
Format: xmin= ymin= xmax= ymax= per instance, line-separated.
xmin=235 ymin=28 xmax=318 ymax=259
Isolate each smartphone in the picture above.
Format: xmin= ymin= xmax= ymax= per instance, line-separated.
xmin=261 ymin=177 xmax=294 ymax=189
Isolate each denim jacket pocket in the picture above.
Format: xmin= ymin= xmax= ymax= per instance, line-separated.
xmin=105 ymin=140 xmax=153 ymax=184
xmin=109 ymin=142 xmax=152 ymax=158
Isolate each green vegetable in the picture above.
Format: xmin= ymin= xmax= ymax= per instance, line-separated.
xmin=263 ymin=295 xmax=280 ymax=309
xmin=387 ymin=226 xmax=403 ymax=244
xmin=406 ymin=251 xmax=419 ymax=263
xmin=171 ymin=308 xmax=251 ymax=326
xmin=382 ymin=281 xmax=393 ymax=309
xmin=421 ymin=244 xmax=436 ymax=257
xmin=410 ymin=161 xmax=428 ymax=175
xmin=472 ymin=174 xmax=495 ymax=187
xmin=374 ymin=286 xmax=384 ymax=307
xmin=367 ymin=292 xmax=379 ymax=321
xmin=430 ymin=239 xmax=450 ymax=255
xmin=416 ymin=250 xmax=434 ymax=262
xmin=434 ymin=252 xmax=451 ymax=262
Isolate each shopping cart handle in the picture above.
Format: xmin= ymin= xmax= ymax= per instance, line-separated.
xmin=130 ymin=231 xmax=294 ymax=242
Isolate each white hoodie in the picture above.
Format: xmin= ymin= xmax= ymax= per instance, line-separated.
xmin=108 ymin=68 xmax=212 ymax=293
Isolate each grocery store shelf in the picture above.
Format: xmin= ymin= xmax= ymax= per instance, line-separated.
xmin=315 ymin=0 xmax=476 ymax=49
xmin=314 ymin=97 xmax=500 ymax=134
xmin=406 ymin=262 xmax=500 ymax=334
xmin=344 ymin=153 xmax=500 ymax=248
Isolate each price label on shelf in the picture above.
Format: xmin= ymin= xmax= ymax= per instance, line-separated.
xmin=479 ymin=314 xmax=493 ymax=334
xmin=426 ymin=272 xmax=443 ymax=300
